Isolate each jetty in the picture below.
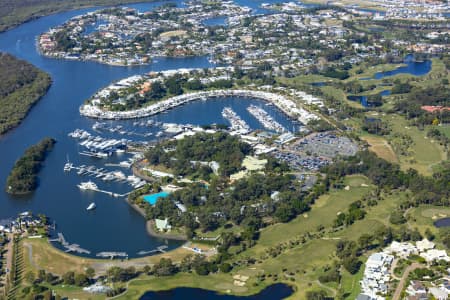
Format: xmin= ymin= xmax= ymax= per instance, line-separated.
xmin=137 ymin=245 xmax=168 ymax=255
xmin=96 ymin=251 xmax=128 ymax=259
xmin=221 ymin=107 xmax=250 ymax=134
xmin=64 ymin=162 xmax=146 ymax=190
xmin=49 ymin=233 xmax=91 ymax=255
xmin=247 ymin=104 xmax=286 ymax=133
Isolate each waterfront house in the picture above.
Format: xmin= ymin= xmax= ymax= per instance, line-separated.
xmin=155 ymin=218 xmax=172 ymax=232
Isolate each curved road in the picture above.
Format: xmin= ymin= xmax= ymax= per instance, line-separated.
xmin=392 ymin=262 xmax=424 ymax=300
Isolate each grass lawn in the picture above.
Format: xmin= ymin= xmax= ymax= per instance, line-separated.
xmin=407 ymin=205 xmax=450 ymax=241
xmin=253 ymin=175 xmax=373 ymax=251
xmin=361 ymin=135 xmax=398 ymax=163
xmin=276 ymin=74 xmax=336 ymax=85
xmin=117 ymin=272 xmax=266 ymax=300
xmin=18 ymin=175 xmax=445 ymax=300
xmin=383 ymin=114 xmax=446 ymax=175
xmin=435 ymin=124 xmax=450 ymax=138
xmin=339 ymin=264 xmax=364 ymax=299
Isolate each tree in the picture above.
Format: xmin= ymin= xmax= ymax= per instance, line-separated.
xmin=343 ymin=257 xmax=362 ymax=274
xmin=24 ymin=271 xmax=35 ymax=284
xmin=153 ymin=258 xmax=177 ymax=276
xmin=74 ymin=273 xmax=89 ymax=286
xmin=306 ymin=289 xmax=328 ymax=300
xmin=62 ymin=271 xmax=75 ymax=285
xmin=85 ymin=267 xmax=95 ymax=279
xmin=219 ymin=263 xmax=232 ymax=273
xmin=390 ymin=211 xmax=407 ymax=225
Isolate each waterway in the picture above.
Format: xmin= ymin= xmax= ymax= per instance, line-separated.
xmin=434 ymin=218 xmax=450 ymax=228
xmin=140 ymin=283 xmax=294 ymax=300
xmin=347 ymin=90 xmax=391 ymax=107
xmin=374 ymin=54 xmax=432 ymax=80
xmin=0 ymin=0 xmax=299 ymax=258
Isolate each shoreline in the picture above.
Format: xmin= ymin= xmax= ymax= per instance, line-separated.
xmin=80 ymin=89 xmax=319 ymax=124
xmin=126 ymin=197 xmax=188 ymax=241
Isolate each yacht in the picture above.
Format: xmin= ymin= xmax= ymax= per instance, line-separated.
xmin=86 ymin=203 xmax=96 ymax=211
xmin=63 ymin=162 xmax=73 ymax=172
xmin=77 ymin=181 xmax=98 ymax=191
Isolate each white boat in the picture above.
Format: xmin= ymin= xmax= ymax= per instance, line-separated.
xmin=63 ymin=162 xmax=73 ymax=172
xmin=77 ymin=181 xmax=98 ymax=191
xmin=86 ymin=203 xmax=96 ymax=211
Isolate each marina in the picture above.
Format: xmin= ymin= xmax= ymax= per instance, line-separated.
xmin=0 ymin=0 xmax=306 ymax=259
xmin=247 ymin=104 xmax=287 ymax=133
xmin=93 ymin=121 xmax=153 ymax=137
xmin=80 ymin=89 xmax=319 ymax=124
xmin=66 ymin=162 xmax=145 ymax=192
xmin=69 ymin=129 xmax=128 ymax=157
xmin=221 ymin=107 xmax=251 ymax=134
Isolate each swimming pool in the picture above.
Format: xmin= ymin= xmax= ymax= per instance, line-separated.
xmin=143 ymin=192 xmax=169 ymax=205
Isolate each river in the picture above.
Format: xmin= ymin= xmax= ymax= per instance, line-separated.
xmin=0 ymin=0 xmax=300 ymax=259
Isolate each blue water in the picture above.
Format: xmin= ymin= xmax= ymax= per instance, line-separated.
xmin=143 ymin=192 xmax=169 ymax=205
xmin=374 ymin=54 xmax=432 ymax=79
xmin=203 ymin=16 xmax=228 ymax=26
xmin=140 ymin=283 xmax=294 ymax=300
xmin=347 ymin=89 xmax=391 ymax=107
xmin=0 ymin=0 xmax=299 ymax=258
xmin=235 ymin=0 xmax=317 ymax=15
xmin=434 ymin=218 xmax=450 ymax=228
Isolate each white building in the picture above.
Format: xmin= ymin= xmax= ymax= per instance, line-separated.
xmin=360 ymin=252 xmax=394 ymax=299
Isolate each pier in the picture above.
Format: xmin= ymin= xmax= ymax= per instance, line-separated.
xmin=137 ymin=245 xmax=168 ymax=256
xmin=96 ymin=251 xmax=128 ymax=259
xmin=222 ymin=107 xmax=250 ymax=134
xmin=247 ymin=104 xmax=286 ymax=133
xmin=49 ymin=233 xmax=91 ymax=255
xmin=64 ymin=162 xmax=146 ymax=191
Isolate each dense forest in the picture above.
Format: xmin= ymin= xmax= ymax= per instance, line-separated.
xmin=0 ymin=52 xmax=51 ymax=135
xmin=6 ymin=137 xmax=56 ymax=195
xmin=144 ymin=132 xmax=252 ymax=178
xmin=0 ymin=0 xmax=163 ymax=32
xmin=135 ymin=133 xmax=321 ymax=239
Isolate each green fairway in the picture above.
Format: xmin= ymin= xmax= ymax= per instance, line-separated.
xmin=383 ymin=115 xmax=446 ymax=175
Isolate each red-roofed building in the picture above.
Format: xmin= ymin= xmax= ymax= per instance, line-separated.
xmin=421 ymin=106 xmax=450 ymax=113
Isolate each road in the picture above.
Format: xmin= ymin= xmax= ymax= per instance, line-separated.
xmin=392 ymin=262 xmax=423 ymax=300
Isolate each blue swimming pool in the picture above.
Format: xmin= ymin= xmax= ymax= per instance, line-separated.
xmin=143 ymin=192 xmax=170 ymax=205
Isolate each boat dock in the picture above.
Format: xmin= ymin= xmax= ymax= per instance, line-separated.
xmin=64 ymin=162 xmax=146 ymax=191
xmin=96 ymin=251 xmax=128 ymax=259
xmin=49 ymin=233 xmax=91 ymax=255
xmin=93 ymin=122 xmax=152 ymax=137
xmin=222 ymin=107 xmax=250 ymax=134
xmin=247 ymin=104 xmax=286 ymax=133
xmin=137 ymin=245 xmax=168 ymax=255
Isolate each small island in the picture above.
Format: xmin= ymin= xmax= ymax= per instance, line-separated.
xmin=6 ymin=137 xmax=56 ymax=195
xmin=0 ymin=52 xmax=52 ymax=135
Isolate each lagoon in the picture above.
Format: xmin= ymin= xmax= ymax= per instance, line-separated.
xmin=374 ymin=54 xmax=432 ymax=79
xmin=140 ymin=283 xmax=294 ymax=300
xmin=434 ymin=218 xmax=450 ymax=228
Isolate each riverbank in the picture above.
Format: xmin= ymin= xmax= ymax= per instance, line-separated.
xmin=0 ymin=52 xmax=52 ymax=136
xmin=0 ymin=0 xmax=166 ymax=33
xmin=126 ymin=196 xmax=187 ymax=241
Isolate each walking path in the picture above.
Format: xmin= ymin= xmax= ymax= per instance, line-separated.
xmin=392 ymin=262 xmax=423 ymax=300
